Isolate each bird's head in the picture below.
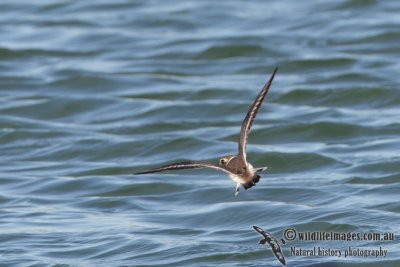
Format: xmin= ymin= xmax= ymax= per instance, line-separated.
xmin=218 ymin=155 xmax=235 ymax=167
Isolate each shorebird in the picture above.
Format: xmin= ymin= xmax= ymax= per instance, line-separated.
xmin=135 ymin=67 xmax=278 ymax=195
xmin=253 ymin=225 xmax=286 ymax=265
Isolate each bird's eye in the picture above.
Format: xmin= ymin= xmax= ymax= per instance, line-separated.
xmin=220 ymin=159 xmax=226 ymax=164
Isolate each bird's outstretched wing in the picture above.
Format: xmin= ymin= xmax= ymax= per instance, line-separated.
xmin=238 ymin=67 xmax=278 ymax=163
xmin=253 ymin=225 xmax=273 ymax=239
xmin=253 ymin=225 xmax=286 ymax=265
xmin=135 ymin=161 xmax=232 ymax=175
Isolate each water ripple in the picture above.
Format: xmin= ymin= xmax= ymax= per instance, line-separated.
xmin=1 ymin=0 xmax=399 ymax=266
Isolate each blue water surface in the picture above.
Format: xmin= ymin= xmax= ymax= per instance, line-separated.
xmin=0 ymin=1 xmax=399 ymax=266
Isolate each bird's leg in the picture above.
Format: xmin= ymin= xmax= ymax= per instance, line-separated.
xmin=235 ymin=183 xmax=240 ymax=196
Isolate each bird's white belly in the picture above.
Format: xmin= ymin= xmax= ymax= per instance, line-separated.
xmin=228 ymin=163 xmax=255 ymax=184
xmin=228 ymin=173 xmax=245 ymax=184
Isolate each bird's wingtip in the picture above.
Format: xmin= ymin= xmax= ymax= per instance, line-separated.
xmin=265 ymin=66 xmax=279 ymax=83
xmin=134 ymin=171 xmax=149 ymax=175
xmin=272 ymin=65 xmax=279 ymax=75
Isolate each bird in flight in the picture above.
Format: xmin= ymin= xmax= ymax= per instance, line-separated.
xmin=135 ymin=67 xmax=278 ymax=196
xmin=253 ymin=225 xmax=286 ymax=265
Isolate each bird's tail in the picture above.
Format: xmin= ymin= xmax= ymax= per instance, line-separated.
xmin=243 ymin=174 xmax=261 ymax=190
